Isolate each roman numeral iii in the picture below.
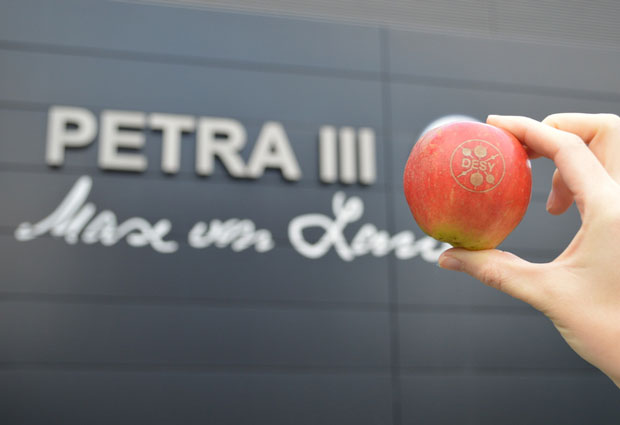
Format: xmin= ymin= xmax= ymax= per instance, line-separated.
xmin=318 ymin=126 xmax=376 ymax=185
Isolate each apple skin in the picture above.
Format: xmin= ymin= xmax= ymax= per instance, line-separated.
xmin=403 ymin=121 xmax=532 ymax=250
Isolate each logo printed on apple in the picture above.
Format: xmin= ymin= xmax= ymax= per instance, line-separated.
xmin=450 ymin=139 xmax=506 ymax=192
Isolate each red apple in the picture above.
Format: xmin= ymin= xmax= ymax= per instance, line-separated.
xmin=403 ymin=121 xmax=531 ymax=250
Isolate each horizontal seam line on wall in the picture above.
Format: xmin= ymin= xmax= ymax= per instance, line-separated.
xmin=390 ymin=72 xmax=620 ymax=103
xmin=2 ymin=40 xmax=620 ymax=102
xmin=0 ymin=99 xmax=384 ymax=131
xmin=398 ymin=366 xmax=600 ymax=377
xmin=0 ymin=362 xmax=391 ymax=375
xmin=0 ymin=163 xmax=388 ymax=193
xmin=0 ymin=159 xmax=559 ymax=197
xmin=0 ymin=361 xmax=598 ymax=376
xmin=0 ymin=292 xmax=536 ymax=314
xmin=0 ymin=40 xmax=381 ymax=82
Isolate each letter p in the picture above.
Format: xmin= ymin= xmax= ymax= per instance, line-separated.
xmin=46 ymin=106 xmax=97 ymax=166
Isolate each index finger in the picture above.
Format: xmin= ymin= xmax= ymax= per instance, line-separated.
xmin=543 ymin=113 xmax=620 ymax=144
xmin=543 ymin=113 xmax=620 ymax=181
xmin=487 ymin=115 xmax=615 ymax=209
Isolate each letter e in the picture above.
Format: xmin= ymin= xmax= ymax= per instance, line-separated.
xmin=99 ymin=110 xmax=147 ymax=172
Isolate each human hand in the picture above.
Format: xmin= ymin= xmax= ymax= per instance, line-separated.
xmin=438 ymin=113 xmax=620 ymax=388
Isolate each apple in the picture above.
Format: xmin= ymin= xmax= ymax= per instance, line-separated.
xmin=403 ymin=121 xmax=531 ymax=250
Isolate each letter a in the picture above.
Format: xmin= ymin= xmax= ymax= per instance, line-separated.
xmin=246 ymin=122 xmax=302 ymax=181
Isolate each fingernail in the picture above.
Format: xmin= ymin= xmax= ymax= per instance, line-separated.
xmin=438 ymin=254 xmax=462 ymax=271
xmin=546 ymin=189 xmax=555 ymax=212
xmin=487 ymin=114 xmax=501 ymax=122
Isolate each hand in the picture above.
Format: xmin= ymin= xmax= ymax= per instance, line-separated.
xmin=438 ymin=113 xmax=620 ymax=388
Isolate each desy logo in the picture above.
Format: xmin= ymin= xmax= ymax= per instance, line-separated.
xmin=450 ymin=139 xmax=505 ymax=192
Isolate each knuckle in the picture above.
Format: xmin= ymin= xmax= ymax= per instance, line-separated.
xmin=478 ymin=263 xmax=506 ymax=291
xmin=566 ymin=133 xmax=585 ymax=147
xmin=542 ymin=114 xmax=561 ymax=128
xmin=599 ymin=113 xmax=620 ymax=124
xmin=558 ymin=133 xmax=585 ymax=155
xmin=599 ymin=113 xmax=620 ymax=132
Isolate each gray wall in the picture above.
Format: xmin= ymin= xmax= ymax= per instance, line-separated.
xmin=1 ymin=0 xmax=619 ymax=424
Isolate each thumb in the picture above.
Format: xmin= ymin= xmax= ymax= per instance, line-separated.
xmin=438 ymin=248 xmax=543 ymax=307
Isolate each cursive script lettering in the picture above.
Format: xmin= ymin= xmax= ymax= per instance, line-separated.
xmin=288 ymin=192 xmax=450 ymax=262
xmin=15 ymin=176 xmax=179 ymax=253
xmin=15 ymin=176 xmax=448 ymax=262
xmin=188 ymin=219 xmax=274 ymax=252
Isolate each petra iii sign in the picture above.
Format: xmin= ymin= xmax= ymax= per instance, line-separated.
xmin=14 ymin=106 xmax=449 ymax=262
xmin=45 ymin=106 xmax=377 ymax=185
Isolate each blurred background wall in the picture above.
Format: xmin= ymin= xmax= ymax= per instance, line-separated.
xmin=1 ymin=0 xmax=619 ymax=423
